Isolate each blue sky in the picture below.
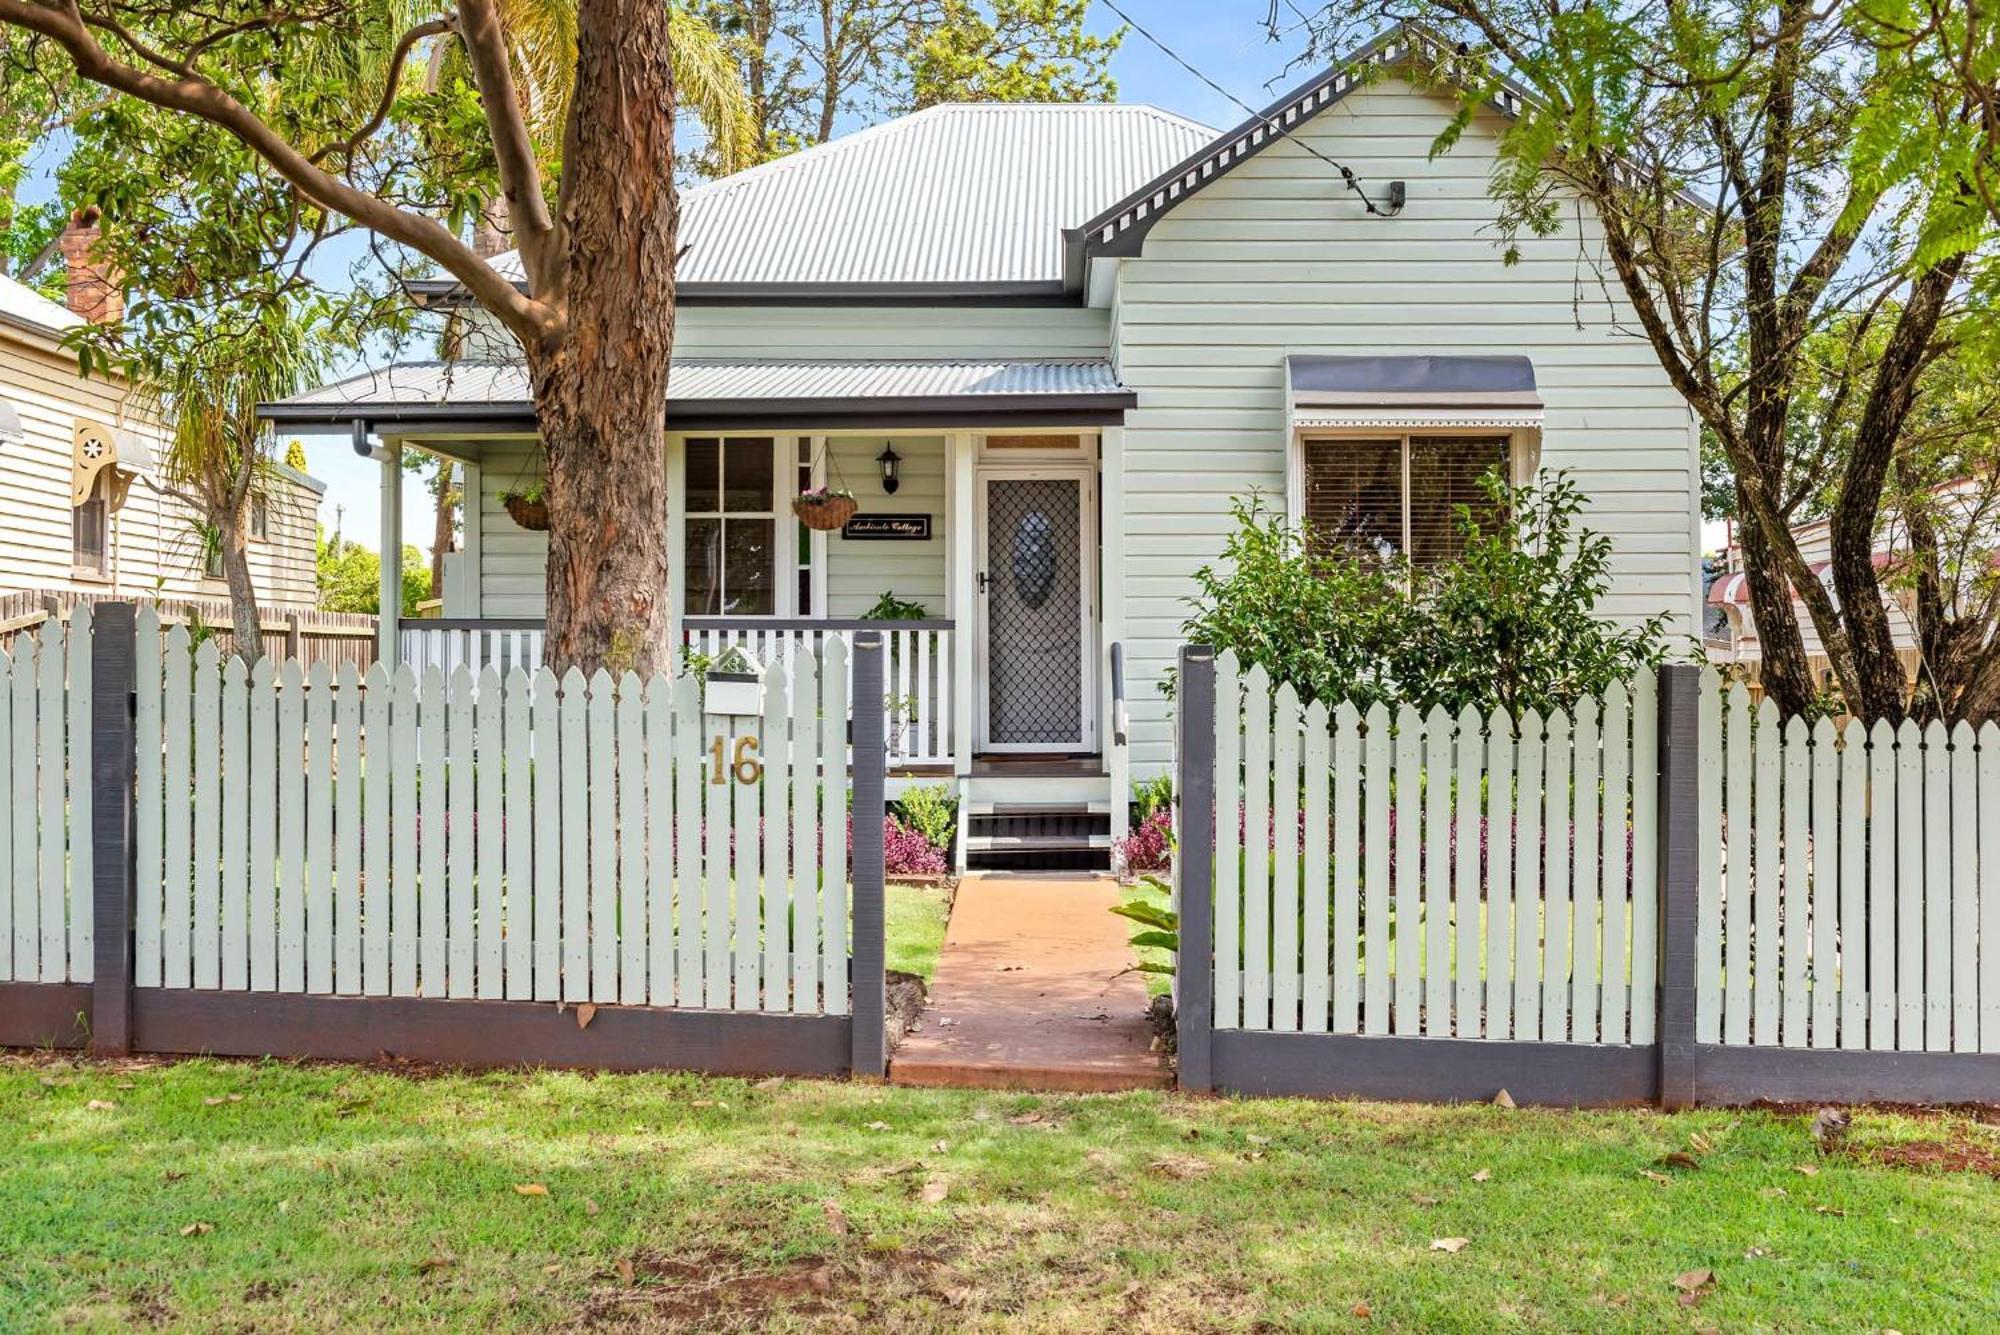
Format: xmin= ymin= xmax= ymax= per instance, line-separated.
xmin=289 ymin=0 xmax=1330 ymax=555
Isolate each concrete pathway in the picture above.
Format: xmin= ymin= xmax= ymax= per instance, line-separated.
xmin=889 ymin=874 xmax=1171 ymax=1092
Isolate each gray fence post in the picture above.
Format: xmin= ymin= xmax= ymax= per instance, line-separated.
xmin=849 ymin=630 xmax=888 ymax=1079
xmin=1655 ymin=664 xmax=1702 ymax=1110
xmin=89 ymin=601 xmax=138 ymax=1055
xmin=1175 ymin=644 xmax=1217 ymax=1093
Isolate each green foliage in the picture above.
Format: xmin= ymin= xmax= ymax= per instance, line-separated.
xmin=283 ymin=440 xmax=310 ymax=473
xmin=907 ymin=0 xmax=1121 ymax=107
xmin=1132 ymin=774 xmax=1173 ymax=825
xmin=1182 ymin=473 xmax=1675 ymax=717
xmin=1111 ymin=875 xmax=1177 ymax=978
xmin=861 ymin=590 xmax=929 ymax=620
xmin=894 ymin=783 xmax=959 ymax=852
xmin=314 ymin=528 xmax=428 ymax=616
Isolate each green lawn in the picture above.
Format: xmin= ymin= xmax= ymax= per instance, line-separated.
xmin=883 ymin=880 xmax=952 ymax=982
xmin=6 ymin=1056 xmax=1996 ymax=1331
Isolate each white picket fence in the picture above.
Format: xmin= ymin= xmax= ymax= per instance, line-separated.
xmin=132 ymin=608 xmax=853 ymax=1013
xmin=1212 ymin=654 xmax=1659 ymax=1042
xmin=1701 ymin=673 xmax=2000 ymax=1053
xmin=0 ymin=607 xmax=92 ymax=984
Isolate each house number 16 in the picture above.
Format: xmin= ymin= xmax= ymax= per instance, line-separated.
xmin=709 ymin=734 xmax=763 ymax=785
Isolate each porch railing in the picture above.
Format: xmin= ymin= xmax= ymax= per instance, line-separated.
xmin=686 ymin=617 xmax=955 ymax=767
xmin=396 ymin=615 xmax=956 ymax=767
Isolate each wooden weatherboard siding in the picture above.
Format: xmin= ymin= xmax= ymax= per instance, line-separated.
xmin=0 ymin=328 xmax=322 ymax=607
xmin=1111 ymin=78 xmax=1701 ymax=771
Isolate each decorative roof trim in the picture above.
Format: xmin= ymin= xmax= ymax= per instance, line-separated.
xmin=1066 ymin=27 xmax=1527 ymax=286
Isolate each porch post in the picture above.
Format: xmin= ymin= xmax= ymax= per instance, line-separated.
xmin=1100 ymin=425 xmax=1129 ymax=853
xmin=948 ymin=430 xmax=976 ymax=780
xmin=666 ymin=434 xmax=685 ymax=667
xmin=378 ymin=438 xmax=401 ymax=665
xmin=457 ymin=459 xmax=482 ymax=618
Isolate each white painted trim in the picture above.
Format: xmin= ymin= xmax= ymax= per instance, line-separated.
xmin=666 ymin=435 xmax=685 ymax=657
xmin=949 ymin=432 xmax=976 ymax=778
xmin=973 ymin=462 xmax=1098 ymax=754
xmin=379 ymin=442 xmax=402 ymax=662
xmin=459 ymin=460 xmax=483 ymax=618
xmin=1101 ymin=425 xmax=1130 ymax=844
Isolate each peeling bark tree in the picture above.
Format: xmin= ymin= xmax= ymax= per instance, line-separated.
xmin=0 ymin=0 xmax=686 ymax=674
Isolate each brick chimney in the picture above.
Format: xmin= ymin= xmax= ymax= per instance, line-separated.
xmin=59 ymin=206 xmax=124 ymax=325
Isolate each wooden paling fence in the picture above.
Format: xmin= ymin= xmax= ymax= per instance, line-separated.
xmin=0 ymin=604 xmax=93 ymax=987
xmin=1174 ymin=648 xmax=2000 ymax=1107
xmin=0 ymin=587 xmax=377 ymax=672
xmin=0 ymin=603 xmax=889 ymax=1077
xmin=1701 ymin=679 xmax=2000 ymax=1055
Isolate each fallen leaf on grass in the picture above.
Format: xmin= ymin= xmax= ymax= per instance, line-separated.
xmin=163 ymin=1170 xmax=187 ymax=1183
xmin=865 ymin=1120 xmax=892 ymax=1132
xmin=86 ymin=1099 xmax=116 ymax=1111
xmin=179 ymin=1222 xmax=212 ymax=1237
xmin=1815 ymin=1205 xmax=1847 ymax=1216
xmin=1006 ymin=1110 xmax=1054 ymax=1127
xmin=755 ymin=1076 xmax=786 ymax=1090
xmin=1657 ymin=1151 xmax=1702 ymax=1171
xmin=1246 ymin=1134 xmax=1271 ymax=1147
xmin=1638 ymin=1170 xmax=1672 ymax=1185
xmin=1430 ymin=1237 xmax=1469 ymax=1254
xmin=583 ymin=1198 xmax=600 ymax=1216
xmin=822 ymin=1200 xmax=851 ymax=1235
xmin=1758 ymin=1186 xmax=1788 ymax=1198
xmin=1409 ymin=1193 xmax=1441 ymax=1207
xmin=920 ymin=1178 xmax=949 ymax=1203
xmin=615 ymin=1258 xmax=634 ymax=1286
xmin=1673 ymin=1269 xmax=1715 ymax=1292
xmin=931 ymin=1139 xmax=950 ymax=1153
xmin=1471 ymin=1169 xmax=1491 ymax=1183
xmin=575 ymin=1003 xmax=597 ymax=1031
xmin=418 ymin=1255 xmax=454 ymax=1275
xmin=1492 ymin=1089 xmax=1516 ymax=1109
xmin=1792 ymin=1163 xmax=1820 ymax=1177
xmin=1350 ymin=1301 xmax=1372 ymax=1319
xmin=513 ymin=1183 xmax=549 ymax=1197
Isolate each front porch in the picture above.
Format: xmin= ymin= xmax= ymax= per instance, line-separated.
xmin=375 ymin=421 xmax=1133 ymax=865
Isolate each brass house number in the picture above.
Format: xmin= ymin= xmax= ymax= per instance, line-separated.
xmin=708 ymin=734 xmax=763 ymax=785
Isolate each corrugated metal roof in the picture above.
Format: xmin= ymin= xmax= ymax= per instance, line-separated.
xmin=470 ymin=103 xmax=1215 ymax=291
xmin=0 ymin=272 xmax=84 ymax=338
xmin=269 ymin=357 xmax=1128 ymax=413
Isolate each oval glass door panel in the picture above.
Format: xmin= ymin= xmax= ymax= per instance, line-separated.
xmin=984 ymin=478 xmax=1082 ymax=746
xmin=1011 ymin=510 xmax=1057 ymax=608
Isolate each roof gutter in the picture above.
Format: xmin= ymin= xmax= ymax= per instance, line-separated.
xmin=411 ymin=277 xmax=1080 ymax=309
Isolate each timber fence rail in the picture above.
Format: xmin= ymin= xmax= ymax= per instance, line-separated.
xmin=1173 ymin=648 xmax=2000 ymax=1108
xmin=0 ymin=603 xmax=888 ymax=1079
xmin=0 ymin=588 xmax=377 ymax=672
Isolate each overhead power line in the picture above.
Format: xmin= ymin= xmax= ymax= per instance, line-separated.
xmin=1095 ymin=0 xmax=1395 ymax=216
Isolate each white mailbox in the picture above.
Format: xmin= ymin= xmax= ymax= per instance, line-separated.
xmin=702 ymin=647 xmax=766 ymax=717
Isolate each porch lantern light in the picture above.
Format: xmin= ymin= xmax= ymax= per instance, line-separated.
xmin=877 ymin=442 xmax=901 ymax=495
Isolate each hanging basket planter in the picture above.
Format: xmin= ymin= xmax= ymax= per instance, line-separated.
xmin=502 ymin=491 xmax=551 ymax=531
xmin=793 ymin=489 xmax=858 ymax=532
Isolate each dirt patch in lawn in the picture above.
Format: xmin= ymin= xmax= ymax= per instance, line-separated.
xmin=1862 ymin=1138 xmax=2000 ymax=1178
xmin=580 ymin=1245 xmax=960 ymax=1329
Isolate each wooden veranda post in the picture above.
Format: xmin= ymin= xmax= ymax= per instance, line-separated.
xmin=89 ymin=601 xmax=137 ymax=1054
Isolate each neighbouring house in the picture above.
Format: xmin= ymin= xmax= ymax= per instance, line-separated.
xmin=1705 ymin=477 xmax=1999 ymax=693
xmin=0 ymin=214 xmax=324 ymax=610
xmin=264 ymin=28 xmax=1701 ymax=867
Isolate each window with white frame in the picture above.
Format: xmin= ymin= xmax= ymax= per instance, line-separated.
xmin=1299 ymin=434 xmax=1511 ymax=568
xmin=685 ymin=436 xmax=778 ymax=616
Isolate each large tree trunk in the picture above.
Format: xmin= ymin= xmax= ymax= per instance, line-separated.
xmin=216 ymin=511 xmax=264 ymax=664
xmin=1735 ymin=504 xmax=1817 ymax=714
xmin=532 ymin=0 xmax=678 ymax=676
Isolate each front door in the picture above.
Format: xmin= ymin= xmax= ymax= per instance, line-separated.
xmin=976 ymin=469 xmax=1094 ymax=752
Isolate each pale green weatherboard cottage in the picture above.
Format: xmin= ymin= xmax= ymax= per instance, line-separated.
xmin=265 ymin=29 xmax=1701 ymax=869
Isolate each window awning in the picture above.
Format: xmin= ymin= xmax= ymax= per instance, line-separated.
xmin=1287 ymin=354 xmax=1544 ymax=432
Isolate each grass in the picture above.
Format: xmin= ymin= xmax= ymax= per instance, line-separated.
xmin=6 ymin=1055 xmax=1996 ymax=1331
xmin=883 ymin=880 xmax=952 ymax=982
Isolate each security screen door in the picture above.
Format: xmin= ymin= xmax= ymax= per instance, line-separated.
xmin=978 ymin=471 xmax=1091 ymax=752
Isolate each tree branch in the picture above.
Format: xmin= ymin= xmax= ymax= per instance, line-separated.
xmin=455 ymin=0 xmax=560 ymax=300
xmin=0 ymin=0 xmax=555 ymax=346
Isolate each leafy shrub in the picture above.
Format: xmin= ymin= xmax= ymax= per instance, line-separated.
xmin=882 ymin=815 xmax=949 ymax=876
xmin=861 ymin=590 xmax=929 ymax=620
xmin=1115 ymin=807 xmax=1172 ymax=874
xmin=1111 ymin=876 xmax=1177 ymax=977
xmin=1132 ymin=774 xmax=1173 ymax=825
xmin=896 ymin=783 xmax=958 ymax=853
xmin=1181 ymin=472 xmax=1675 ymax=717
